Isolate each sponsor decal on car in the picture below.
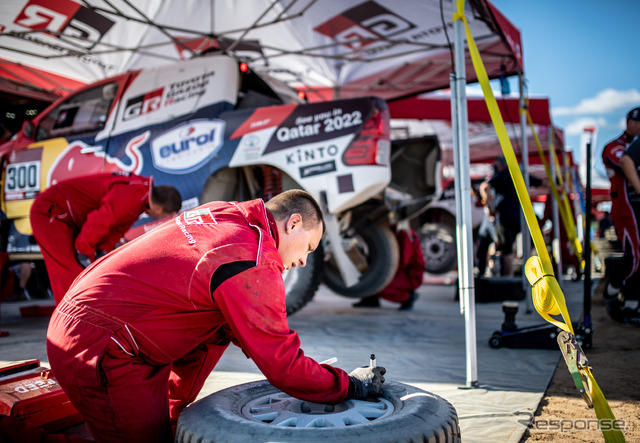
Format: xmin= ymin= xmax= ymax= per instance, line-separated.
xmin=263 ymin=103 xmax=365 ymax=154
xmin=151 ymin=120 xmax=225 ymax=174
xmin=299 ymin=160 xmax=337 ymax=178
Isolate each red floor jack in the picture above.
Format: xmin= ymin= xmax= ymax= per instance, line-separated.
xmin=0 ymin=359 xmax=83 ymax=433
xmin=488 ymin=301 xmax=592 ymax=350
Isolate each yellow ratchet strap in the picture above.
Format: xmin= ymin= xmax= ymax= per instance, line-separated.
xmin=454 ymin=2 xmax=625 ymax=441
xmin=524 ymin=107 xmax=583 ymax=265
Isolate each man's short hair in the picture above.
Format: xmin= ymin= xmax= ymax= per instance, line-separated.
xmin=627 ymin=107 xmax=640 ymax=121
xmin=152 ymin=185 xmax=182 ymax=213
xmin=265 ymin=189 xmax=325 ymax=234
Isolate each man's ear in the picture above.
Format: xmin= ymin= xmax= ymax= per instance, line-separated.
xmin=286 ymin=213 xmax=303 ymax=233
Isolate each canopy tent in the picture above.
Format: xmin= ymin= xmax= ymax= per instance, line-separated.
xmin=389 ymin=94 xmax=567 ymax=171
xmin=0 ymin=0 xmax=525 ymax=390
xmin=0 ymin=0 xmax=521 ymax=103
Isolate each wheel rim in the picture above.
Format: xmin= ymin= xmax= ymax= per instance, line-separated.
xmin=241 ymin=393 xmax=395 ymax=427
xmin=422 ymin=234 xmax=452 ymax=265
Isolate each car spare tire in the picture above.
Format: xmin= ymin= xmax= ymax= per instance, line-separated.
xmin=176 ymin=380 xmax=461 ymax=443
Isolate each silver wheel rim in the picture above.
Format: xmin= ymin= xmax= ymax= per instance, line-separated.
xmin=241 ymin=393 xmax=395 ymax=427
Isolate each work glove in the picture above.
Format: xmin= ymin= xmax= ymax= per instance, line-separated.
xmin=347 ymin=366 xmax=386 ymax=400
xmin=76 ymin=251 xmax=92 ymax=268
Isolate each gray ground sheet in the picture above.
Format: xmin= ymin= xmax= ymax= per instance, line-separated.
xmin=0 ymin=274 xmax=587 ymax=442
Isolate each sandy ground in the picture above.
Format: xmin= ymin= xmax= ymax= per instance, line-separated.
xmin=521 ymin=278 xmax=640 ymax=442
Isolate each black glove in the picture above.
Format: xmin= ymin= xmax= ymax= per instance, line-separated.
xmin=95 ymin=249 xmax=108 ymax=260
xmin=76 ymin=251 xmax=92 ymax=268
xmin=347 ymin=366 xmax=386 ymax=400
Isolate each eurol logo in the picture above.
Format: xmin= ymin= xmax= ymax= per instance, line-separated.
xmin=13 ymin=0 xmax=115 ymax=49
xmin=313 ymin=1 xmax=415 ymax=50
xmin=151 ymin=120 xmax=225 ymax=174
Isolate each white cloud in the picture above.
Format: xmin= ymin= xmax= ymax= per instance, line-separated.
xmin=564 ymin=116 xmax=608 ymax=135
xmin=552 ymin=88 xmax=640 ymax=116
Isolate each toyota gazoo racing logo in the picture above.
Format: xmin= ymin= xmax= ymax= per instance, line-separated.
xmin=151 ymin=120 xmax=225 ymax=174
xmin=13 ymin=0 xmax=115 ymax=49
xmin=124 ymin=88 xmax=164 ymax=121
xmin=313 ymin=1 xmax=415 ymax=50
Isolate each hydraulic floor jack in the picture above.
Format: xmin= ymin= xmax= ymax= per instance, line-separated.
xmin=489 ymin=301 xmax=592 ymax=350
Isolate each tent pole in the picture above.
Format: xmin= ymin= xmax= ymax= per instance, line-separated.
xmin=519 ymin=75 xmax=533 ymax=314
xmin=549 ymin=126 xmax=563 ymax=288
xmin=452 ymin=12 xmax=477 ymax=388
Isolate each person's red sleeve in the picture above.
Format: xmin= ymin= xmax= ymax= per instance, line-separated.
xmin=213 ymin=263 xmax=350 ymax=404
xmin=74 ymin=183 xmax=147 ymax=255
xmin=167 ymin=342 xmax=230 ymax=429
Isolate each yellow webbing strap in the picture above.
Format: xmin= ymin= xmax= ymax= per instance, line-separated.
xmin=524 ymin=108 xmax=583 ymax=264
xmin=454 ymin=2 xmax=625 ymax=441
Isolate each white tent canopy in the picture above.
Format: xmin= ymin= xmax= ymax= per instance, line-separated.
xmin=0 ymin=0 xmax=521 ymax=102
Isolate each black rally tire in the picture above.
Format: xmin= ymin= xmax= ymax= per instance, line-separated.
xmin=420 ymin=222 xmax=457 ymax=275
xmin=323 ymin=224 xmax=399 ymax=299
xmin=283 ymin=245 xmax=324 ymax=315
xmin=176 ymin=380 xmax=461 ymax=443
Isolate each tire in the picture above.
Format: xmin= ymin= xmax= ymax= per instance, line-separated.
xmin=283 ymin=245 xmax=324 ymax=315
xmin=420 ymin=223 xmax=457 ymax=274
xmin=176 ymin=380 xmax=461 ymax=443
xmin=489 ymin=334 xmax=503 ymax=349
xmin=323 ymin=224 xmax=399 ymax=299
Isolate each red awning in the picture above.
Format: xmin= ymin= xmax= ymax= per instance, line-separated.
xmin=0 ymin=58 xmax=84 ymax=102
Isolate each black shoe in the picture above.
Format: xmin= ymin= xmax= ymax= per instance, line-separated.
xmin=622 ymin=308 xmax=640 ymax=327
xmin=604 ymin=284 xmax=625 ymax=323
xmin=352 ymin=296 xmax=380 ymax=308
xmin=399 ymin=291 xmax=419 ymax=311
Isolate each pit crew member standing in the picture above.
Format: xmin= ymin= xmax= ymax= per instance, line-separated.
xmin=46 ymin=190 xmax=386 ymax=443
xmin=601 ymin=107 xmax=640 ymax=320
xmin=30 ymin=173 xmax=182 ymax=304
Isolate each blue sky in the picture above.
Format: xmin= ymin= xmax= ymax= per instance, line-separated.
xmin=486 ymin=0 xmax=640 ymax=184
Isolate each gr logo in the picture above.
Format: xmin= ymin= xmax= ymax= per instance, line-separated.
xmin=314 ymin=1 xmax=415 ymax=50
xmin=14 ymin=0 xmax=115 ymax=49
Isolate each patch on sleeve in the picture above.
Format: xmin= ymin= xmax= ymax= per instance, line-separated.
xmin=183 ymin=208 xmax=218 ymax=225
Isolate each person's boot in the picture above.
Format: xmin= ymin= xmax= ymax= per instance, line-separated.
xmin=604 ymin=283 xmax=625 ymax=323
xmin=352 ymin=296 xmax=380 ymax=308
xmin=399 ymin=291 xmax=419 ymax=311
xmin=622 ymin=307 xmax=640 ymax=327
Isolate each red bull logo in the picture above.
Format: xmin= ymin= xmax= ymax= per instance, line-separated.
xmin=47 ymin=132 xmax=148 ymax=186
xmin=151 ymin=120 xmax=224 ymax=174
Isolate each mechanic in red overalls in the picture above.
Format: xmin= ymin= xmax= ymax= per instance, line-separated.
xmin=30 ymin=173 xmax=182 ymax=304
xmin=46 ymin=190 xmax=386 ymax=443
xmin=601 ymin=107 xmax=640 ymax=321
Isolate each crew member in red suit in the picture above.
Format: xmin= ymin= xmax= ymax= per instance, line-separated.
xmin=30 ymin=173 xmax=182 ymax=304
xmin=352 ymin=223 xmax=425 ymax=310
xmin=46 ymin=190 xmax=386 ymax=442
xmin=601 ymin=106 xmax=640 ymax=322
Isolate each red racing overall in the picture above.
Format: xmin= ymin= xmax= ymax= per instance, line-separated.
xmin=30 ymin=173 xmax=152 ymax=303
xmin=46 ymin=199 xmax=350 ymax=443
xmin=602 ymin=132 xmax=640 ymax=285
